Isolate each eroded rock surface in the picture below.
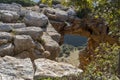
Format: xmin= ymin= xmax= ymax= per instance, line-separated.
xmin=34 ymin=58 xmax=83 ymax=79
xmin=0 ymin=10 xmax=19 ymax=22
xmin=14 ymin=27 xmax=43 ymax=40
xmin=0 ymin=3 xmax=21 ymax=12
xmin=0 ymin=23 xmax=26 ymax=32
xmin=0 ymin=56 xmax=34 ymax=80
xmin=14 ymin=35 xmax=35 ymax=54
xmin=24 ymin=11 xmax=48 ymax=27
xmin=41 ymin=33 xmax=60 ymax=60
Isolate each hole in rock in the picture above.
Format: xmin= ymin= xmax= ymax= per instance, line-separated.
xmin=33 ymin=0 xmax=40 ymax=3
xmin=64 ymin=34 xmax=88 ymax=47
xmin=58 ymin=34 xmax=88 ymax=67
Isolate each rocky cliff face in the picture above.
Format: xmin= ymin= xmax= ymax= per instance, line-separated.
xmin=0 ymin=3 xmax=117 ymax=79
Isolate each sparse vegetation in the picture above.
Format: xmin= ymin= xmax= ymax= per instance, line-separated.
xmin=37 ymin=74 xmax=82 ymax=80
xmin=59 ymin=44 xmax=85 ymax=57
xmin=0 ymin=0 xmax=36 ymax=6
xmin=81 ymin=43 xmax=120 ymax=80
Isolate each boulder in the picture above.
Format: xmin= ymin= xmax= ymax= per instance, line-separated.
xmin=19 ymin=8 xmax=29 ymax=17
xmin=55 ymin=9 xmax=68 ymax=21
xmin=41 ymin=33 xmax=60 ymax=60
xmin=0 ymin=3 xmax=21 ymax=12
xmin=14 ymin=35 xmax=35 ymax=54
xmin=14 ymin=27 xmax=43 ymax=40
xmin=34 ymin=58 xmax=83 ymax=79
xmin=0 ymin=32 xmax=13 ymax=42
xmin=0 ymin=56 xmax=34 ymax=80
xmin=67 ymin=8 xmax=76 ymax=16
xmin=46 ymin=23 xmax=61 ymax=43
xmin=0 ymin=43 xmax=14 ymax=56
xmin=0 ymin=10 xmax=20 ymax=22
xmin=44 ymin=8 xmax=68 ymax=22
xmin=0 ymin=23 xmax=26 ymax=32
xmin=24 ymin=11 xmax=48 ymax=27
xmin=7 ymin=23 xmax=26 ymax=29
xmin=0 ymin=23 xmax=12 ymax=32
xmin=52 ymin=4 xmax=68 ymax=11
xmin=39 ymin=4 xmax=48 ymax=8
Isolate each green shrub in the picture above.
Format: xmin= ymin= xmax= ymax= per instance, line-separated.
xmin=38 ymin=0 xmax=61 ymax=5
xmin=81 ymin=43 xmax=120 ymax=80
xmin=0 ymin=0 xmax=36 ymax=6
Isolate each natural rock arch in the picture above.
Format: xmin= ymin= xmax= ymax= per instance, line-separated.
xmin=44 ymin=7 xmax=118 ymax=51
xmin=43 ymin=7 xmax=119 ymax=69
xmin=0 ymin=3 xmax=119 ymax=79
xmin=0 ymin=2 xmax=118 ymax=65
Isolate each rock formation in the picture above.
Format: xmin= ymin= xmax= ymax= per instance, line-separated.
xmin=0 ymin=3 xmax=83 ymax=80
xmin=0 ymin=2 xmax=118 ymax=79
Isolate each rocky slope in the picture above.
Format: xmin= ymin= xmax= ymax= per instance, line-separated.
xmin=0 ymin=2 xmax=117 ymax=80
xmin=0 ymin=3 xmax=83 ymax=80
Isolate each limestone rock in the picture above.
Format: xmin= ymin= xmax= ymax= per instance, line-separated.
xmin=7 ymin=23 xmax=26 ymax=29
xmin=67 ymin=8 xmax=76 ymax=16
xmin=0 ymin=3 xmax=21 ymax=12
xmin=46 ymin=23 xmax=61 ymax=43
xmin=34 ymin=58 xmax=83 ymax=79
xmin=0 ymin=23 xmax=26 ymax=32
xmin=0 ymin=56 xmax=34 ymax=80
xmin=44 ymin=8 xmax=68 ymax=22
xmin=0 ymin=23 xmax=12 ymax=32
xmin=52 ymin=4 xmax=68 ymax=11
xmin=0 ymin=10 xmax=19 ymax=22
xmin=19 ymin=8 xmax=29 ymax=17
xmin=41 ymin=33 xmax=60 ymax=60
xmin=14 ymin=27 xmax=43 ymax=40
xmin=24 ymin=11 xmax=48 ymax=27
xmin=39 ymin=4 xmax=48 ymax=8
xmin=14 ymin=35 xmax=35 ymax=54
xmin=0 ymin=32 xmax=13 ymax=42
xmin=0 ymin=43 xmax=14 ymax=56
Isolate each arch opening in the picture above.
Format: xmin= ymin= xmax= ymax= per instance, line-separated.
xmin=57 ymin=34 xmax=88 ymax=67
